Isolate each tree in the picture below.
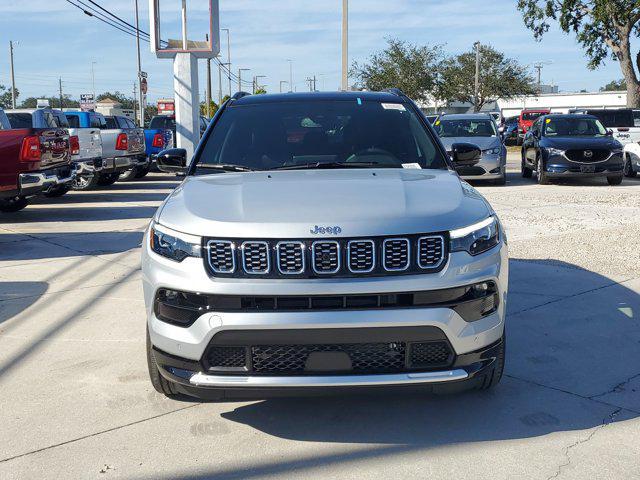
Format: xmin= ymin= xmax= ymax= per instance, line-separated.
xmin=436 ymin=45 xmax=534 ymax=111
xmin=20 ymin=96 xmax=79 ymax=109
xmin=600 ymin=79 xmax=627 ymax=91
xmin=254 ymin=87 xmax=267 ymax=95
xmin=96 ymin=91 xmax=135 ymax=110
xmin=517 ymin=0 xmax=640 ymax=107
xmin=0 ymin=84 xmax=18 ymax=109
xmin=200 ymin=99 xmax=220 ymax=117
xmin=350 ymin=38 xmax=443 ymax=102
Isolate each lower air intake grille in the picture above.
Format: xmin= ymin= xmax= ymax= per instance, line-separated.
xmin=206 ymin=346 xmax=247 ymax=369
xmin=409 ymin=341 xmax=453 ymax=368
xmin=251 ymin=343 xmax=406 ymax=374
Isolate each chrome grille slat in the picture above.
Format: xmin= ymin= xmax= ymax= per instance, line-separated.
xmin=347 ymin=240 xmax=375 ymax=273
xmin=241 ymin=241 xmax=270 ymax=274
xmin=417 ymin=236 xmax=445 ymax=269
xmin=312 ymin=241 xmax=340 ymax=274
xmin=207 ymin=240 xmax=236 ymax=273
xmin=276 ymin=241 xmax=305 ymax=274
xmin=383 ymin=238 xmax=410 ymax=271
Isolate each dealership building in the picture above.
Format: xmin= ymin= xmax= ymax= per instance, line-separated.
xmin=421 ymin=90 xmax=628 ymax=117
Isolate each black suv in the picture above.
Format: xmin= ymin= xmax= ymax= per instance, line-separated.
xmin=521 ymin=114 xmax=624 ymax=185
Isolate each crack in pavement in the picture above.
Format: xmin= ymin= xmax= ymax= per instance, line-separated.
xmin=546 ymin=408 xmax=622 ymax=480
xmin=589 ymin=372 xmax=640 ymax=400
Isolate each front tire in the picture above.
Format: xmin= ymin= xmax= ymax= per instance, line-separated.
xmin=607 ymin=175 xmax=623 ymax=186
xmin=134 ymin=164 xmax=151 ymax=179
xmin=623 ymin=154 xmax=637 ymax=178
xmin=476 ymin=334 xmax=506 ymax=390
xmin=0 ymin=196 xmax=29 ymax=213
xmin=118 ymin=168 xmax=138 ymax=182
xmin=536 ymin=156 xmax=550 ymax=185
xmin=146 ymin=327 xmax=179 ymax=397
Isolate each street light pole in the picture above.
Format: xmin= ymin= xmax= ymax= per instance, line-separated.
xmin=474 ymin=41 xmax=481 ymax=112
xmin=91 ymin=61 xmax=97 ymax=103
xmin=134 ymin=0 xmax=144 ymax=126
xmin=287 ymin=59 xmax=293 ymax=92
xmin=9 ymin=41 xmax=16 ymax=108
xmin=341 ymin=0 xmax=349 ymax=91
xmin=221 ymin=28 xmax=231 ymax=95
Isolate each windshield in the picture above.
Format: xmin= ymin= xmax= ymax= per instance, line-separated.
xmin=544 ymin=117 xmax=607 ymax=137
xmin=6 ymin=113 xmax=32 ymax=129
xmin=195 ymin=100 xmax=447 ymax=171
xmin=434 ymin=119 xmax=497 ymax=138
xmin=522 ymin=112 xmax=545 ymax=121
xmin=150 ymin=116 xmax=176 ymax=130
xmin=585 ymin=110 xmax=634 ymax=128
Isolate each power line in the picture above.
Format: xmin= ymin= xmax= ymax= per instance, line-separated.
xmin=83 ymin=0 xmax=152 ymax=38
xmin=65 ymin=0 xmax=150 ymax=43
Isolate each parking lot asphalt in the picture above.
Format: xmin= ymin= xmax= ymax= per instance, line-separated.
xmin=0 ymin=151 xmax=639 ymax=480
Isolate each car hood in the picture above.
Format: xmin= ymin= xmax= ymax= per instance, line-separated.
xmin=542 ymin=136 xmax=622 ymax=150
xmin=439 ymin=137 xmax=501 ymax=151
xmin=157 ymin=169 xmax=493 ymax=238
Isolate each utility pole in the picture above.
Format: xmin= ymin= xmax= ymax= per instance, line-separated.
xmin=91 ymin=61 xmax=97 ymax=101
xmin=9 ymin=41 xmax=17 ymax=108
xmin=253 ymin=75 xmax=266 ymax=94
xmin=205 ymin=35 xmax=212 ymax=118
xmin=533 ymin=62 xmax=545 ymax=94
xmin=287 ymin=59 xmax=293 ymax=92
xmin=59 ymin=78 xmax=64 ymax=109
xmin=473 ymin=41 xmax=481 ymax=112
xmin=341 ymin=0 xmax=349 ymax=91
xmin=313 ymin=75 xmax=317 ymax=92
xmin=218 ymin=62 xmax=223 ymax=104
xmin=134 ymin=0 xmax=144 ymax=127
xmin=221 ymin=28 xmax=231 ymax=95
xmin=238 ymin=68 xmax=250 ymax=92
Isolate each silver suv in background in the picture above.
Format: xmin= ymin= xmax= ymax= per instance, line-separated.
xmin=143 ymin=90 xmax=508 ymax=400
xmin=434 ymin=113 xmax=507 ymax=185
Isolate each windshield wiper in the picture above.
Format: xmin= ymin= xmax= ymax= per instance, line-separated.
xmin=197 ymin=164 xmax=255 ymax=172
xmin=272 ymin=161 xmax=381 ymax=171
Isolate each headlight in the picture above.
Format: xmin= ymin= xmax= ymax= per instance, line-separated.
xmin=450 ymin=216 xmax=500 ymax=256
xmin=150 ymin=222 xmax=202 ymax=262
xmin=482 ymin=146 xmax=501 ymax=155
xmin=546 ymin=147 xmax=564 ymax=156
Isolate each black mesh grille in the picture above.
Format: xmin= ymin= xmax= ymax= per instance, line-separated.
xmin=207 ymin=241 xmax=235 ymax=273
xmin=312 ymin=241 xmax=339 ymax=273
xmin=242 ymin=242 xmax=270 ymax=274
xmin=418 ymin=236 xmax=444 ymax=268
xmin=251 ymin=343 xmax=406 ymax=374
xmin=383 ymin=239 xmax=410 ymax=271
xmin=348 ymin=240 xmax=375 ymax=272
xmin=277 ymin=242 xmax=304 ymax=274
xmin=206 ymin=346 xmax=247 ymax=368
xmin=565 ymin=148 xmax=610 ymax=163
xmin=409 ymin=341 xmax=453 ymax=368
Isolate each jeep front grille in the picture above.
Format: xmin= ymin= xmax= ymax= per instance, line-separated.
xmin=204 ymin=233 xmax=448 ymax=278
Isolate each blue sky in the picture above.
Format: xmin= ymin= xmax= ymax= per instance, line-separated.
xmin=0 ymin=0 xmax=627 ymax=105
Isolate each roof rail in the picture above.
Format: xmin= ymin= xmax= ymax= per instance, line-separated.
xmin=383 ymin=88 xmax=405 ymax=97
xmin=231 ymin=91 xmax=251 ymax=100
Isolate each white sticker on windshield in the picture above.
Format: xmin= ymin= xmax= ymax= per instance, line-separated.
xmin=381 ymin=103 xmax=406 ymax=111
xmin=402 ymin=163 xmax=422 ymax=169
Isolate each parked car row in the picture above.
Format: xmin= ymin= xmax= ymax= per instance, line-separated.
xmin=0 ymin=106 xmax=175 ymax=212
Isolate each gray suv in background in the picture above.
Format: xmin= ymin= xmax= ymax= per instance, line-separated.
xmin=142 ymin=90 xmax=508 ymax=400
xmin=434 ymin=113 xmax=507 ymax=185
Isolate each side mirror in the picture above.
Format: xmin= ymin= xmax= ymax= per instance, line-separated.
xmin=156 ymin=148 xmax=187 ymax=174
xmin=450 ymin=142 xmax=482 ymax=168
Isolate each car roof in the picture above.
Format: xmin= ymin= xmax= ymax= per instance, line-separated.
xmin=231 ymin=91 xmax=407 ymax=105
xmin=540 ymin=113 xmax=599 ymax=120
xmin=438 ymin=113 xmax=493 ymax=120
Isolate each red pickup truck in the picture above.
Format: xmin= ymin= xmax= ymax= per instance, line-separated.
xmin=517 ymin=108 xmax=551 ymax=145
xmin=0 ymin=107 xmax=75 ymax=212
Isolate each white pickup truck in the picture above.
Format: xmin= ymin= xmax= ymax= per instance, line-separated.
xmin=64 ymin=111 xmax=103 ymax=190
xmin=571 ymin=108 xmax=640 ymax=146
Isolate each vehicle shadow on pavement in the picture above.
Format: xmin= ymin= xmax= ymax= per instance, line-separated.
xmin=187 ymin=258 xmax=640 ymax=479
xmin=0 ymin=282 xmax=48 ymax=326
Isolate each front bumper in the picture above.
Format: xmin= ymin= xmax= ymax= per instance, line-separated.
xmin=17 ymin=164 xmax=75 ymax=197
xmin=143 ymin=233 xmax=508 ymax=393
xmin=458 ymin=153 xmax=505 ymax=180
xmin=545 ymin=153 xmax=623 ymax=178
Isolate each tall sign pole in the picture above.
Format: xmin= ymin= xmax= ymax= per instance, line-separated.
xmin=9 ymin=41 xmax=17 ymax=108
xmin=474 ymin=41 xmax=481 ymax=112
xmin=135 ymin=0 xmax=145 ymax=127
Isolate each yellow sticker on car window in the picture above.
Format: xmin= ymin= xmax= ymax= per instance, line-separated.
xmin=435 ymin=120 xmax=440 ymax=125
xmin=545 ymin=118 xmax=551 ymax=123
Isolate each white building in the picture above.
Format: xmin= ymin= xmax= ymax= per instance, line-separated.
xmin=420 ymin=90 xmax=628 ymax=118
xmin=95 ymin=98 xmax=135 ymax=119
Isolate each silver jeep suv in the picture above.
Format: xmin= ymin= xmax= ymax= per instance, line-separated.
xmin=142 ymin=90 xmax=508 ymax=400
